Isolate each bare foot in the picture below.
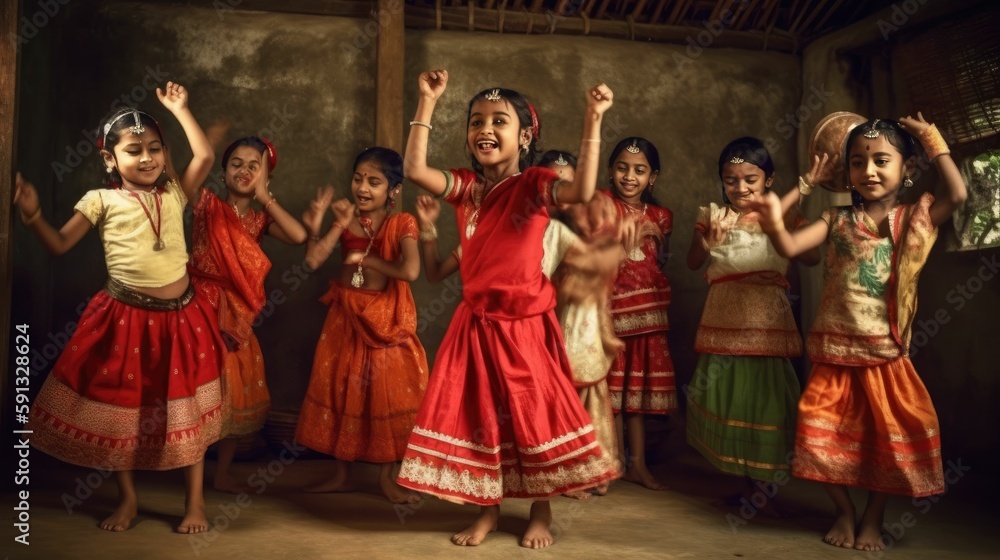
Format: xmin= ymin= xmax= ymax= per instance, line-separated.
xmin=562 ymin=489 xmax=592 ymax=500
xmin=854 ymin=520 xmax=887 ymax=551
xmin=521 ymin=501 xmax=553 ymax=549
xmin=380 ymin=474 xmax=421 ymax=504
xmin=452 ymin=505 xmax=499 ymax=546
xmin=177 ymin=501 xmax=209 ymax=534
xmin=591 ymin=482 xmax=610 ymax=496
xmin=213 ymin=473 xmax=250 ymax=494
xmin=823 ymin=512 xmax=856 ymax=549
xmin=303 ymin=462 xmax=354 ymax=493
xmin=623 ymin=465 xmax=667 ymax=491
xmin=99 ymin=500 xmax=137 ymax=532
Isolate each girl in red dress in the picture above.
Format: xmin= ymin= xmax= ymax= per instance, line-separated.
xmin=397 ymin=69 xmax=618 ymax=549
xmin=15 ymin=82 xmax=222 ymax=533
xmin=602 ymin=137 xmax=675 ymax=491
xmin=189 ymin=136 xmax=307 ymax=493
xmin=295 ymin=147 xmax=428 ymax=504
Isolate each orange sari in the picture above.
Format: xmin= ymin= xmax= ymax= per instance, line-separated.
xmin=189 ymin=189 xmax=272 ymax=437
xmin=296 ymin=213 xmax=429 ymax=462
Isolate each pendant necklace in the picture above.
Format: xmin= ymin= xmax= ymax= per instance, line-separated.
xmin=466 ymin=173 xmax=519 ymax=239
xmin=351 ymin=215 xmax=383 ymax=288
xmin=627 ymin=202 xmax=647 ymax=261
xmin=126 ymin=188 xmax=165 ymax=251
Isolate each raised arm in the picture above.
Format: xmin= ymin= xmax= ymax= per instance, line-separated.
xmin=255 ymin=160 xmax=307 ymax=245
xmin=14 ymin=174 xmax=91 ymax=255
xmin=750 ymin=191 xmax=830 ymax=259
xmin=303 ymin=188 xmax=347 ymax=271
xmin=556 ymin=84 xmax=614 ymax=205
xmin=156 ymin=82 xmax=214 ymax=205
xmin=403 ymin=70 xmax=450 ymax=196
xmin=415 ymin=195 xmax=460 ymax=283
xmin=899 ymin=112 xmax=967 ymax=226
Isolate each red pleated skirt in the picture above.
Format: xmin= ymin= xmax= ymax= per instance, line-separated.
xmin=793 ymin=357 xmax=944 ymax=497
xmin=608 ymin=331 xmax=677 ymax=415
xmin=397 ymin=303 xmax=618 ymax=506
xmin=28 ymin=290 xmax=224 ymax=471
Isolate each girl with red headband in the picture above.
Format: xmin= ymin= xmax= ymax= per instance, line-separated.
xmin=397 ymin=70 xmax=619 ymax=549
xmin=188 ymin=136 xmax=307 ymax=493
xmin=14 ymin=82 xmax=222 ymax=533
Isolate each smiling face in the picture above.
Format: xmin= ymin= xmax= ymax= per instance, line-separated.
xmin=610 ymin=150 xmax=657 ymax=205
xmin=721 ymin=161 xmax=771 ymax=211
xmin=103 ymin=129 xmax=166 ymax=189
xmin=848 ymin=134 xmax=911 ymax=204
xmin=352 ymin=160 xmax=399 ymax=213
xmin=467 ymin=98 xmax=531 ymax=171
xmin=224 ymin=145 xmax=265 ymax=195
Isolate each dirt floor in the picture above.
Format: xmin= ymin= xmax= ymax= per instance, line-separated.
xmin=4 ymin=427 xmax=998 ymax=560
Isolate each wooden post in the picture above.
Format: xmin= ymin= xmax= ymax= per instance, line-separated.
xmin=1 ymin=0 xmax=21 ymax=448
xmin=375 ymin=0 xmax=405 ymax=153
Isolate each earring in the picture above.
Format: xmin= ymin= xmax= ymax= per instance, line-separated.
xmin=388 ymin=197 xmax=396 ymax=209
xmin=520 ymin=145 xmax=528 ymax=155
xmin=903 ymin=175 xmax=914 ymax=188
xmin=106 ymin=167 xmax=113 ymax=173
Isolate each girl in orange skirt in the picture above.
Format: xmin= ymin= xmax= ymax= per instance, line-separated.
xmin=189 ymin=136 xmax=307 ymax=492
xmin=295 ymin=147 xmax=428 ymax=504
xmin=16 ymin=82 xmax=223 ymax=533
xmin=752 ymin=114 xmax=966 ymax=552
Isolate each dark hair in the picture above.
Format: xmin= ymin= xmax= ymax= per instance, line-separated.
xmin=538 ymin=150 xmax=577 ymax=170
xmin=467 ymin=88 xmax=541 ymax=173
xmin=845 ymin=119 xmax=917 ymax=207
xmin=222 ymin=136 xmax=269 ymax=173
xmin=353 ymin=147 xmax=404 ymax=208
xmin=717 ymin=136 xmax=775 ymax=204
xmin=608 ymin=137 xmax=662 ymax=206
xmin=97 ymin=107 xmax=165 ymax=188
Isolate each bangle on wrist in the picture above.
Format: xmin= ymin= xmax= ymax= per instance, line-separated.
xmin=583 ymin=138 xmax=601 ymax=143
xmin=332 ymin=222 xmax=345 ymax=231
xmin=263 ymin=195 xmax=277 ymax=212
xmin=310 ymin=234 xmax=322 ymax=243
xmin=410 ymin=120 xmax=433 ymax=130
xmin=797 ymin=176 xmax=814 ymax=196
xmin=419 ymin=224 xmax=439 ymax=242
xmin=917 ymin=123 xmax=950 ymax=160
xmin=21 ymin=207 xmax=42 ymax=225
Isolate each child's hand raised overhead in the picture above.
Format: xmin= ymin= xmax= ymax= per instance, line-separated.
xmin=418 ymin=70 xmax=448 ymax=101
xmin=13 ymin=173 xmax=40 ymax=219
xmin=415 ymin=195 xmax=441 ymax=226
xmin=156 ymin=81 xmax=191 ymax=114
xmin=330 ymin=198 xmax=356 ymax=228
xmin=898 ymin=111 xmax=932 ymax=135
xmin=587 ymin=84 xmax=614 ymax=116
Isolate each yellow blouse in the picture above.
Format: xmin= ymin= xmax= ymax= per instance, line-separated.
xmin=74 ymin=180 xmax=189 ymax=288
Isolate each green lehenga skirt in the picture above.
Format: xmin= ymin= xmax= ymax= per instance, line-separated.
xmin=685 ymin=354 xmax=800 ymax=481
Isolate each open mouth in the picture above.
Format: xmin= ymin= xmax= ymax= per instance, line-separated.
xmin=476 ymin=139 xmax=498 ymax=153
xmin=356 ymin=194 xmax=373 ymax=204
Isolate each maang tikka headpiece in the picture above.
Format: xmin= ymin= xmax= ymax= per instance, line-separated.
xmin=730 ymin=156 xmax=745 ymax=164
xmin=863 ymin=119 xmax=881 ymax=139
xmin=554 ymin=154 xmax=568 ymax=166
xmin=484 ymin=89 xmax=502 ymax=102
xmin=626 ymin=139 xmax=641 ymax=154
xmin=102 ymin=110 xmax=147 ymax=148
